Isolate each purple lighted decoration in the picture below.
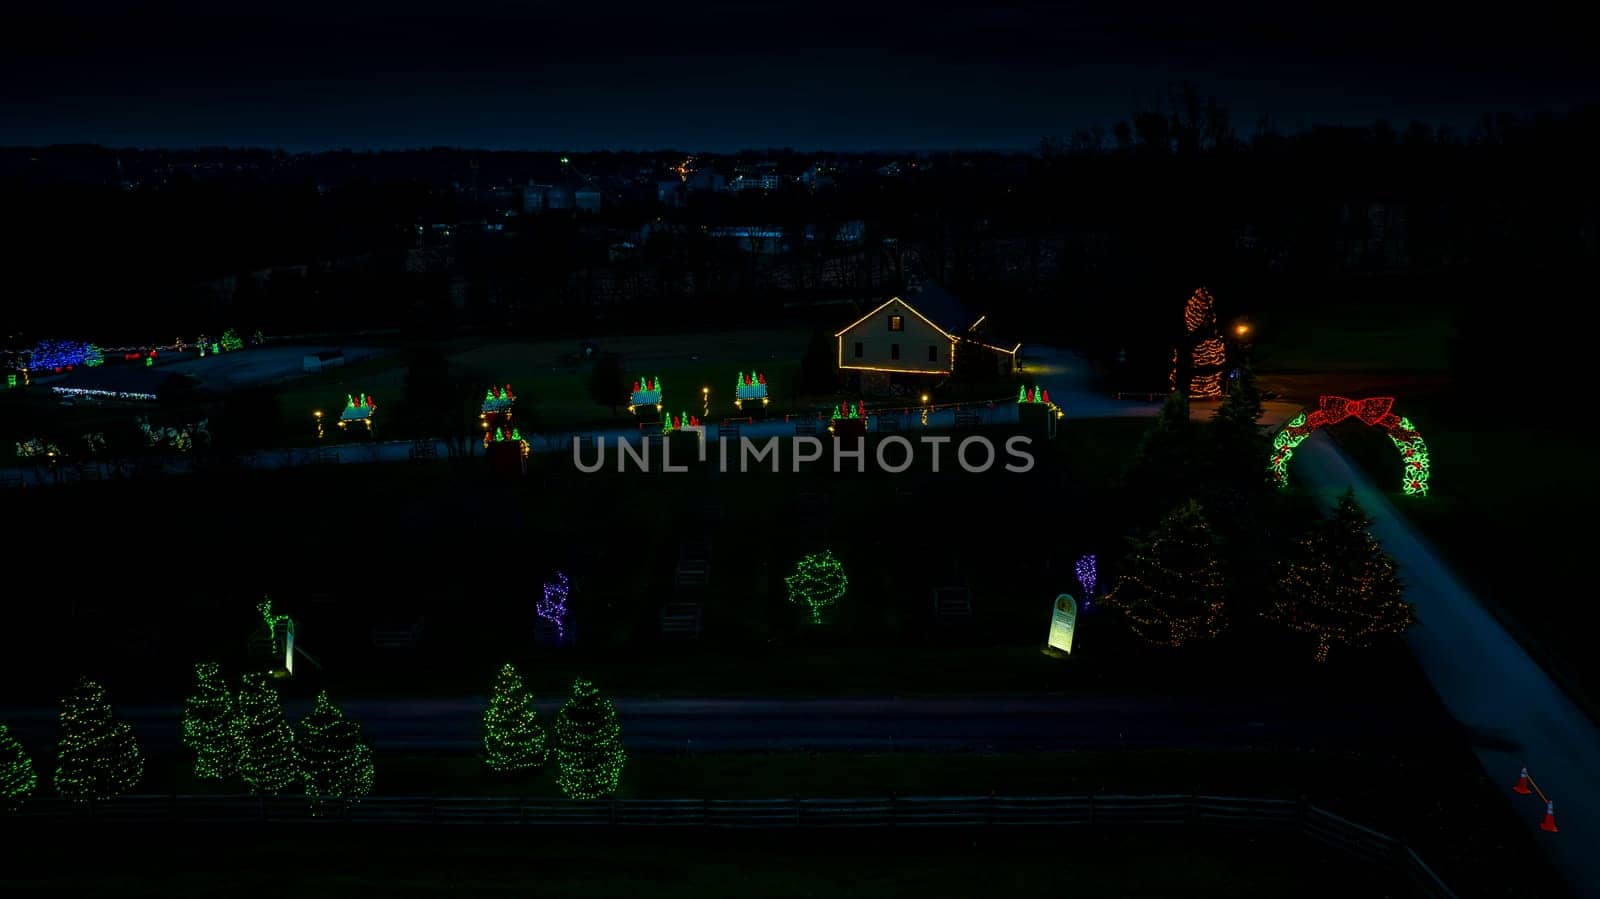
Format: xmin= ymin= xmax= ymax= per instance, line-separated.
xmin=537 ymin=571 xmax=570 ymax=642
xmin=1075 ymin=554 xmax=1097 ymax=606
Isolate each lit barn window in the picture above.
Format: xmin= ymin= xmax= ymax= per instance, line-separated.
xmin=888 ymin=315 xmax=904 ymax=331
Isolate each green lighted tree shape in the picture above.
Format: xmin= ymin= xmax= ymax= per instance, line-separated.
xmin=297 ymin=692 xmax=374 ymax=811
xmin=54 ymin=678 xmax=143 ymax=802
xmin=1 ymin=723 xmax=38 ymax=811
xmin=483 ymin=663 xmax=547 ymax=775
xmin=181 ymin=662 xmax=236 ymax=780
xmin=1105 ymin=501 xmax=1228 ymax=648
xmin=1265 ymin=490 xmax=1415 ymax=662
xmin=785 ymin=550 xmax=849 ymax=624
xmin=231 ymin=673 xmax=299 ymax=795
xmin=554 ymin=678 xmax=626 ymax=799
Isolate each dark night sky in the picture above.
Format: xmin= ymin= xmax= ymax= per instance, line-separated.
xmin=2 ymin=1 xmax=1593 ymax=151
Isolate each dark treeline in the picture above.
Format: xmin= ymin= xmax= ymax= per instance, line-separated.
xmin=3 ymin=101 xmax=1596 ymax=397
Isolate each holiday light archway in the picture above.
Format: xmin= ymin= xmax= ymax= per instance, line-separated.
xmin=1268 ymin=395 xmax=1430 ymax=496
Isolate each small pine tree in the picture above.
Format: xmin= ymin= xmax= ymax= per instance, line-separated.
xmin=1125 ymin=390 xmax=1199 ymax=511
xmin=181 ymin=662 xmax=236 ymax=780
xmin=1106 ymin=501 xmax=1228 ymax=647
xmin=554 ymin=678 xmax=625 ymax=799
xmin=587 ymin=354 xmax=626 ymax=414
xmin=1 ymin=723 xmax=38 ymax=810
xmin=1265 ymin=491 xmax=1415 ymax=662
xmin=1206 ymin=363 xmax=1269 ymax=493
xmin=231 ymin=674 xmax=299 ymax=795
xmin=54 ymin=678 xmax=143 ymax=802
xmin=799 ymin=329 xmax=838 ymax=394
xmin=483 ymin=663 xmax=547 ymax=774
xmin=297 ymin=692 xmax=374 ymax=810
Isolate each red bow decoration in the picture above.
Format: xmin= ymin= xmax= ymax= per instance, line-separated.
xmin=1315 ymin=395 xmax=1393 ymax=426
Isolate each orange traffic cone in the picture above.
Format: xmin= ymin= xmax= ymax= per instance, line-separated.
xmin=1514 ymin=767 xmax=1533 ymax=795
xmin=1540 ymin=800 xmax=1558 ymax=833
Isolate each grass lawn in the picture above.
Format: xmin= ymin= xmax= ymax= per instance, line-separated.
xmin=271 ymin=329 xmax=819 ymax=437
xmin=1249 ymin=297 xmax=1453 ymax=376
xmin=0 ymin=416 xmax=1167 ymax=703
xmin=0 ymin=828 xmax=1394 ymax=899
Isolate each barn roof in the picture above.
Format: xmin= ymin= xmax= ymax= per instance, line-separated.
xmin=903 ymin=283 xmax=976 ymax=334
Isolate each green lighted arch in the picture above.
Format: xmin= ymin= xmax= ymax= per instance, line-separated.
xmin=1267 ymin=396 xmax=1430 ymax=497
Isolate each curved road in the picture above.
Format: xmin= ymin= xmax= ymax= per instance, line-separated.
xmin=1292 ymin=437 xmax=1600 ymax=891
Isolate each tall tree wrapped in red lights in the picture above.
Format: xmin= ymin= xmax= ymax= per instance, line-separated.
xmin=1106 ymin=501 xmax=1227 ymax=647
xmin=1265 ymin=491 xmax=1414 ymax=662
xmin=1174 ymin=288 xmax=1226 ymax=399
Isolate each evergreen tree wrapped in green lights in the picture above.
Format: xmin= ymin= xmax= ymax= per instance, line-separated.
xmin=181 ymin=662 xmax=236 ymax=780
xmin=1106 ymin=501 xmax=1228 ymax=647
xmin=1265 ymin=491 xmax=1415 ymax=662
xmin=231 ymin=673 xmax=299 ymax=795
xmin=297 ymin=692 xmax=374 ymax=810
xmin=54 ymin=678 xmax=143 ymax=802
xmin=784 ymin=550 xmax=849 ymax=624
xmin=554 ymin=678 xmax=625 ymax=799
xmin=1 ymin=723 xmax=38 ymax=810
xmin=483 ymin=663 xmax=547 ymax=774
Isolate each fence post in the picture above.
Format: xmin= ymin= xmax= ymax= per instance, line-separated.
xmin=610 ymin=798 xmax=618 ymax=826
xmin=793 ymin=795 xmax=801 ymax=827
xmin=888 ymin=793 xmax=896 ymax=828
xmin=1088 ymin=793 xmax=1096 ymax=825
xmin=987 ymin=791 xmax=995 ymax=826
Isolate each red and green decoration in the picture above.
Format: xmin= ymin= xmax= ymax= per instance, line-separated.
xmin=1105 ymin=501 xmax=1227 ymax=648
xmin=1017 ymin=385 xmax=1052 ymax=404
xmin=54 ymin=678 xmax=144 ymax=802
xmin=481 ymin=384 xmax=516 ymax=414
xmin=484 ymin=663 xmax=547 ymax=775
xmin=629 ymin=376 xmax=663 ymax=411
xmin=735 ymin=370 xmax=769 ymax=405
xmin=338 ymin=393 xmax=377 ymax=429
xmin=831 ymin=400 xmax=866 ymax=420
xmin=1268 ymin=396 xmax=1431 ymax=496
xmin=785 ymin=550 xmax=849 ymax=624
xmin=182 ymin=662 xmax=237 ymax=781
xmin=1 ymin=723 xmax=38 ymax=810
xmin=231 ymin=673 xmax=300 ymax=795
xmin=485 ymin=425 xmax=526 ymax=446
xmin=296 ymin=691 xmax=374 ymax=810
xmin=662 ymin=411 xmax=702 ymax=434
xmin=554 ymin=677 xmax=626 ymax=799
xmin=219 ymin=329 xmax=244 ymax=353
xmin=1264 ymin=491 xmax=1415 ymax=662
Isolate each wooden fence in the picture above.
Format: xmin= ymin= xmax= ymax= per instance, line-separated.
xmin=9 ymin=792 xmax=1453 ymax=896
